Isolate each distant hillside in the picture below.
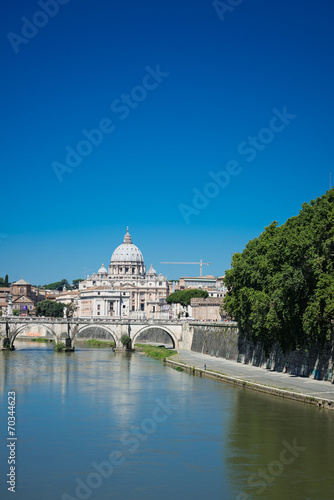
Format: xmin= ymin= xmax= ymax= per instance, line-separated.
xmin=224 ymin=189 xmax=334 ymax=354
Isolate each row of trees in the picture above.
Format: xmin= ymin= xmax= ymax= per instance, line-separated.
xmin=224 ymin=189 xmax=334 ymax=354
xmin=0 ymin=277 xmax=84 ymax=290
xmin=41 ymin=279 xmax=84 ymax=291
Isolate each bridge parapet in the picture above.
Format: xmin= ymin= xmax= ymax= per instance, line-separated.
xmin=0 ymin=317 xmax=188 ymax=350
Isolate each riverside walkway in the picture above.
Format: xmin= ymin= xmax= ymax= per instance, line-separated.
xmin=172 ymin=349 xmax=334 ymax=403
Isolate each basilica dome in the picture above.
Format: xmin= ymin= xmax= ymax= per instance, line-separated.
xmin=98 ymin=263 xmax=108 ymax=274
xmin=111 ymin=228 xmax=144 ymax=263
xmin=146 ymin=264 xmax=157 ymax=276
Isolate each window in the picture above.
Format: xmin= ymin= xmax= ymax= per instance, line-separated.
xmin=98 ymin=292 xmax=100 ymax=296
xmin=132 ymin=306 xmax=135 ymax=311
xmin=140 ymin=303 xmax=144 ymax=311
xmin=159 ymin=282 xmax=162 ymax=286
xmin=97 ymin=305 xmax=100 ymax=310
xmin=20 ymin=288 xmax=24 ymax=294
xmin=125 ymin=267 xmax=129 ymax=273
xmin=132 ymin=268 xmax=135 ymax=274
xmin=97 ymin=312 xmax=100 ymax=316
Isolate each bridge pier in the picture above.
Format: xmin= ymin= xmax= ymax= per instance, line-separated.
xmin=1 ymin=337 xmax=14 ymax=350
xmin=54 ymin=336 xmax=75 ymax=352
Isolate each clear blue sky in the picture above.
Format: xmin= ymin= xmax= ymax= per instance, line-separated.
xmin=1 ymin=0 xmax=333 ymax=285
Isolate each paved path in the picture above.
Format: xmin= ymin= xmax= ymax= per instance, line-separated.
xmin=173 ymin=349 xmax=334 ymax=401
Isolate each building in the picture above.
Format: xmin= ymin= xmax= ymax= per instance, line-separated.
xmin=179 ymin=275 xmax=217 ymax=290
xmin=167 ymin=274 xmax=228 ymax=319
xmin=0 ymin=287 xmax=11 ymax=315
xmin=9 ymin=278 xmax=45 ymax=315
xmin=79 ymin=287 xmax=129 ymax=318
xmin=190 ymin=297 xmax=224 ymax=322
xmin=56 ymin=228 xmax=170 ymax=319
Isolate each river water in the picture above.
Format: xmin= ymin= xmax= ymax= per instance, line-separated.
xmin=0 ymin=341 xmax=333 ymax=500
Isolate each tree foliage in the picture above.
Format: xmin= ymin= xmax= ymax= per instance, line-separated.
xmin=35 ymin=300 xmax=67 ymax=318
xmin=166 ymin=289 xmax=209 ymax=306
xmin=224 ymin=189 xmax=334 ymax=354
xmin=43 ymin=279 xmax=70 ymax=291
xmin=0 ymin=275 xmax=9 ymax=287
xmin=121 ymin=335 xmax=131 ymax=347
xmin=72 ymin=279 xmax=84 ymax=288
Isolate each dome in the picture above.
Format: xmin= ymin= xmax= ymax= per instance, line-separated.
xmin=111 ymin=228 xmax=144 ymax=263
xmin=146 ymin=264 xmax=157 ymax=276
xmin=98 ymin=263 xmax=108 ymax=274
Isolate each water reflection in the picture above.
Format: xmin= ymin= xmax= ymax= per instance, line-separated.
xmin=0 ymin=341 xmax=333 ymax=500
xmin=225 ymin=389 xmax=334 ymax=499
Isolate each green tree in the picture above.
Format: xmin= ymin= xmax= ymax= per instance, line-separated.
xmin=166 ymin=289 xmax=208 ymax=307
xmin=4 ymin=275 xmax=9 ymax=287
xmin=72 ymin=279 xmax=84 ymax=289
xmin=43 ymin=279 xmax=70 ymax=291
xmin=121 ymin=335 xmax=131 ymax=347
xmin=35 ymin=300 xmax=67 ymax=318
xmin=224 ymin=188 xmax=334 ymax=354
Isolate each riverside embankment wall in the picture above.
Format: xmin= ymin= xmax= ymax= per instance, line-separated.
xmin=190 ymin=324 xmax=334 ymax=382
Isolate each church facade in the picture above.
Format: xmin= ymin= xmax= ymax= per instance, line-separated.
xmin=76 ymin=228 xmax=170 ymax=319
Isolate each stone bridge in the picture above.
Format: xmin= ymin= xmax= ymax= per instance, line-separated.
xmin=0 ymin=317 xmax=195 ymax=350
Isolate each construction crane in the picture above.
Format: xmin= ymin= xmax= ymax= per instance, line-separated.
xmin=160 ymin=259 xmax=211 ymax=277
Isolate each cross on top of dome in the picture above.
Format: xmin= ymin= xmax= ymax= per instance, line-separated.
xmin=123 ymin=227 xmax=132 ymax=244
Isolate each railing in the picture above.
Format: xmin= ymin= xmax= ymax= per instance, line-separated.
xmin=0 ymin=316 xmax=236 ymax=326
xmin=0 ymin=317 xmax=185 ymax=324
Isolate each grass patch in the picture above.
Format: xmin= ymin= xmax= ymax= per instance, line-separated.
xmin=30 ymin=338 xmax=52 ymax=343
xmin=86 ymin=339 xmax=115 ymax=348
xmin=134 ymin=344 xmax=177 ymax=361
xmin=174 ymin=366 xmax=184 ymax=372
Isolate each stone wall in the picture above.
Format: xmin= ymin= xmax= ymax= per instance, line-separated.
xmin=134 ymin=328 xmax=174 ymax=346
xmin=191 ymin=324 xmax=334 ymax=381
xmin=74 ymin=326 xmax=116 ymax=341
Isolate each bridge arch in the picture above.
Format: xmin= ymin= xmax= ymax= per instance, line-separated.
xmin=72 ymin=324 xmax=117 ymax=344
xmin=10 ymin=323 xmax=57 ymax=348
xmin=132 ymin=325 xmax=177 ymax=349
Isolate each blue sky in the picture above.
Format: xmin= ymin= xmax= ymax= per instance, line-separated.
xmin=1 ymin=0 xmax=333 ymax=285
